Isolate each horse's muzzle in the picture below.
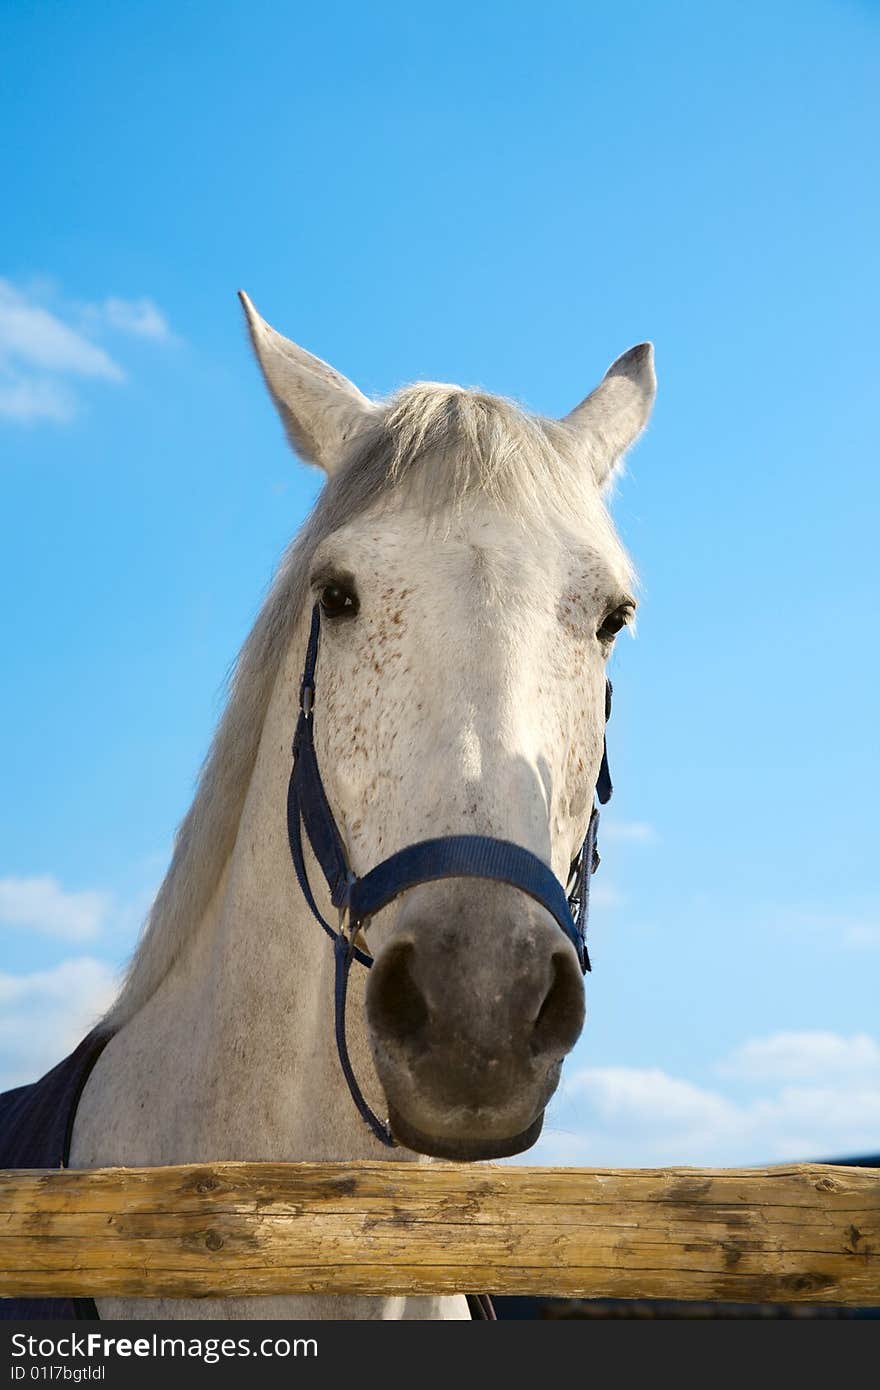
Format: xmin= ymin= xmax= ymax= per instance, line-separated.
xmin=365 ymin=880 xmax=585 ymax=1159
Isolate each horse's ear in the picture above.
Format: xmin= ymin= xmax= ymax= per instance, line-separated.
xmin=238 ymin=291 xmax=378 ymax=474
xmin=560 ymin=343 xmax=656 ymax=489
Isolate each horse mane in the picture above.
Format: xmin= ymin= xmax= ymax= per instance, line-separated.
xmin=105 ymin=382 xmax=628 ymax=1025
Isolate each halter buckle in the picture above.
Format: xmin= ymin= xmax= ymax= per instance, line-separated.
xmin=338 ymin=902 xmax=372 ymax=962
xmin=301 ymin=682 xmax=314 ymax=718
xmin=337 ymin=870 xmax=361 ymax=945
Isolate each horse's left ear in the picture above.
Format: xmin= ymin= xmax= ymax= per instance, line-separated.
xmin=560 ymin=343 xmax=656 ymax=488
xmin=238 ymin=291 xmax=379 ymax=475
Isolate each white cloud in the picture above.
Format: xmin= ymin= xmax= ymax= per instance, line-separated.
xmin=720 ymin=1030 xmax=880 ymax=1084
xmin=0 ymin=875 xmax=111 ymax=942
xmin=0 ymin=278 xmax=173 ymax=424
xmin=0 ymin=859 xmax=164 ymax=1091
xmin=568 ymin=1065 xmax=737 ymax=1130
xmin=519 ymin=1029 xmax=880 ymax=1168
xmin=747 ymin=1085 xmax=880 ymax=1160
xmin=552 ymin=1066 xmax=741 ymax=1162
xmin=0 ymin=376 xmax=76 ymax=423
xmin=845 ymin=924 xmax=880 ymax=949
xmin=96 ymin=297 xmax=171 ymax=340
xmin=763 ymin=900 xmax=880 ymax=952
xmin=0 ymin=280 xmax=122 ymax=381
xmin=0 ymin=958 xmax=118 ymax=1090
xmin=602 ymin=820 xmax=657 ymax=844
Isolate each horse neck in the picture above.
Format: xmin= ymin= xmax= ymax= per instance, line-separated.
xmin=71 ymin=874 xmax=459 ymax=1317
xmin=74 ymin=629 xmax=406 ymax=1168
xmin=69 ymin=617 xmax=469 ymax=1318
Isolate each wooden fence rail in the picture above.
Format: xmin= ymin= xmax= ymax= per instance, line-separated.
xmin=1 ymin=1162 xmax=878 ymax=1305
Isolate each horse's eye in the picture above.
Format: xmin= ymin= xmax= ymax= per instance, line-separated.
xmin=597 ymin=604 xmax=633 ymax=642
xmin=320 ymin=582 xmax=359 ymax=619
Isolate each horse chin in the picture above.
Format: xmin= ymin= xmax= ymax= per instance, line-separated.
xmin=387 ymin=1106 xmax=545 ymax=1161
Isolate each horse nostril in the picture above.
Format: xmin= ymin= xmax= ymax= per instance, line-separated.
xmin=366 ymin=940 xmax=430 ymax=1047
xmin=531 ymin=951 xmax=585 ymax=1058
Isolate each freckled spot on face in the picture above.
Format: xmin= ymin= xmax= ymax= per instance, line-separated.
xmin=557 ymin=587 xmax=594 ymax=639
xmin=557 ymin=564 xmax=620 ymax=641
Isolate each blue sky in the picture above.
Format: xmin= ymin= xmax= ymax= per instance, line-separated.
xmin=1 ymin=0 xmax=878 ymax=1164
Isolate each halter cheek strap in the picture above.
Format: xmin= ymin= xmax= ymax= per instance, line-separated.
xmin=287 ymin=602 xmax=613 ymax=1147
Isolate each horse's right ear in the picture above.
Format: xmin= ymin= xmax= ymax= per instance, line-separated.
xmin=238 ymin=292 xmax=379 ymax=475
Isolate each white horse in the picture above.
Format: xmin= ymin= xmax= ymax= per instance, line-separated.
xmin=69 ymin=294 xmax=655 ymax=1318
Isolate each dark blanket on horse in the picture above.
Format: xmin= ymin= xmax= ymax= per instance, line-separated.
xmin=0 ymin=1028 xmax=112 ymax=1320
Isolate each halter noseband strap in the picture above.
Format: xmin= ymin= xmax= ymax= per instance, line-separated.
xmin=286 ymin=602 xmax=613 ymax=1147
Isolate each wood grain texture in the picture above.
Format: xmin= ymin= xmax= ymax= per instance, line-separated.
xmin=1 ymin=1162 xmax=877 ymax=1304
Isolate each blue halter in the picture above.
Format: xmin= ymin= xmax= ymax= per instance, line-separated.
xmin=286 ymin=602 xmax=613 ymax=1147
